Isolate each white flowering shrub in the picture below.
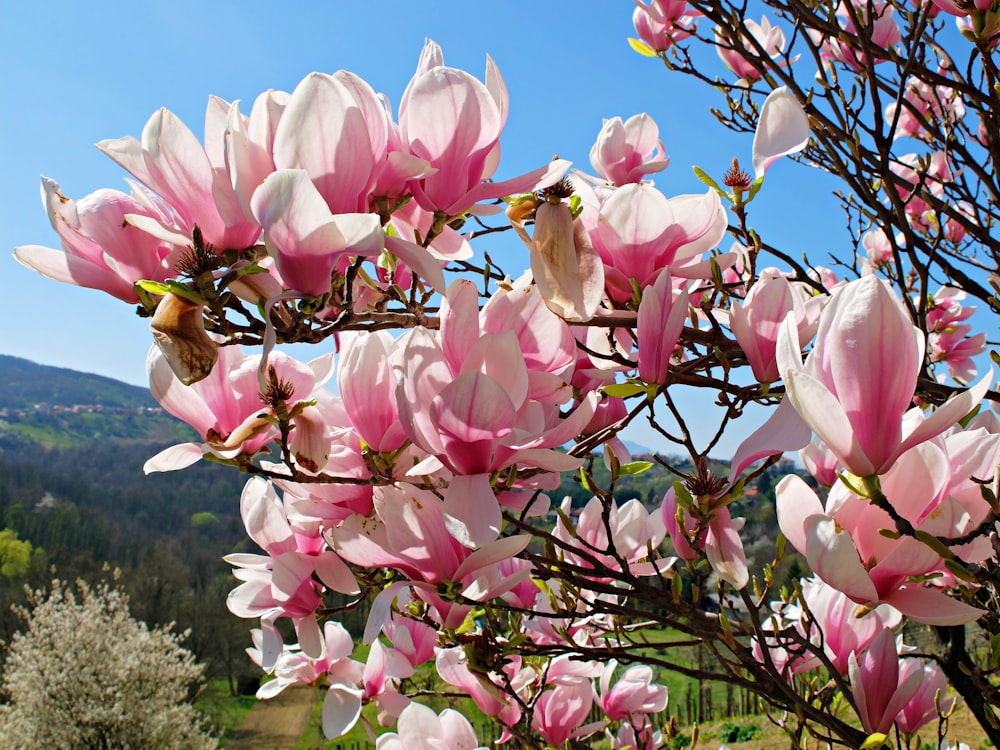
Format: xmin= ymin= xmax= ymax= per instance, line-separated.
xmin=0 ymin=579 xmax=216 ymax=750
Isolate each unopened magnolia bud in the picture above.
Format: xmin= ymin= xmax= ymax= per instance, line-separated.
xmin=150 ymin=293 xmax=218 ymax=386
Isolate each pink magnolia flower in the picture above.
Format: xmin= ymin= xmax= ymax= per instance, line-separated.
xmin=715 ymin=17 xmax=792 ymax=85
xmin=813 ymin=1 xmax=902 ymax=71
xmin=849 ymin=628 xmax=923 ymax=734
xmin=895 ymin=659 xmax=955 ymax=734
xmin=796 ymin=577 xmax=902 ymax=676
xmin=398 ymin=40 xmax=567 ymax=217
xmin=925 ymin=287 xmax=986 ymax=383
xmin=332 ymin=483 xmax=533 ymax=631
xmin=884 ymin=72 xmax=965 ymax=141
xmin=435 ymin=647 xmax=529 ymax=729
xmin=375 ymin=703 xmax=487 ymax=750
xmin=580 ymin=181 xmax=727 ymax=303
xmin=931 ymin=325 xmax=987 ymax=383
xmin=381 ymin=612 xmax=438 ymax=672
xmin=729 ymin=269 xmax=819 ymax=383
xmin=776 ymin=275 xmax=992 ymax=477
xmin=598 ymin=660 xmax=669 ymax=721
xmin=144 ymin=345 xmax=340 ymax=473
xmin=931 ymin=0 xmax=992 ymax=14
xmin=610 ymin=721 xmax=664 ymax=750
xmin=862 ymin=228 xmax=895 ymax=266
xmin=553 ymin=496 xmax=670 ymax=582
xmin=249 ymin=168 xmax=383 ymax=298
xmin=776 ymin=468 xmax=984 ymax=625
xmin=588 ymin=113 xmax=669 ymax=185
xmin=15 ymin=178 xmax=183 ymax=303
xmin=956 ymin=9 xmax=1000 ymax=43
xmin=752 ymin=576 xmax=902 ymax=679
xmin=97 ymin=105 xmax=260 ymax=251
xmin=530 ymin=655 xmax=603 ymax=746
xmin=396 ymin=280 xmax=596 ymax=546
xmin=662 ymin=488 xmax=749 ymax=589
xmin=632 ymin=0 xmax=699 ymax=53
xmin=890 ymin=151 xmax=955 ymax=231
xmin=245 ymin=616 xmax=411 ymax=740
xmin=226 ymin=478 xmax=359 ymax=668
xmin=246 ymin=620 xmax=362 ymax=699
xmin=273 ymin=71 xmax=393 ymax=215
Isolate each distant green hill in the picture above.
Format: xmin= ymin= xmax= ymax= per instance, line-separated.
xmin=0 ymin=355 xmax=193 ymax=448
xmin=0 ymin=355 xmax=155 ymax=410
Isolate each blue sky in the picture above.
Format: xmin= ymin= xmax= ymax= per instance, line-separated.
xmin=0 ymin=1 xmax=843 ymax=455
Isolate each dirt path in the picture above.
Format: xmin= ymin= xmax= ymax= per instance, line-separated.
xmin=225 ymin=684 xmax=317 ymax=750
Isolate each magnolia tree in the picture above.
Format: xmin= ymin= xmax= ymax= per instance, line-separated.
xmin=12 ymin=0 xmax=1000 ymax=747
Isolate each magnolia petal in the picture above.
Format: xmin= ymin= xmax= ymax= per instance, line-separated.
xmin=13 ymin=244 xmax=83 ymax=284
xmin=226 ymin=577 xmax=274 ymax=618
xmin=315 ymin=552 xmax=360 ymax=596
xmin=805 ymin=515 xmax=879 ymax=603
xmin=705 ymin=512 xmax=749 ymax=589
xmin=451 ymin=158 xmax=571 ymax=216
xmin=384 ymin=234 xmax=447 ymax=293
xmin=728 ymin=396 xmax=811 ymax=480
xmin=259 ymin=614 xmax=284 ymax=673
xmin=240 ymin=476 xmax=296 ymax=555
xmin=898 ymin=369 xmax=993 ymax=458
xmin=363 ymin=580 xmax=415 ymax=645
xmin=504 ymin=448 xmax=583 ymax=472
xmin=887 ymin=586 xmax=985 ymax=626
xmin=783 ymin=367 xmax=876 ymax=477
xmin=123 ymin=212 xmax=193 ymax=247
xmin=454 ymin=534 xmax=531 ymax=582
xmin=221 ymin=553 xmax=270 ymax=570
xmin=142 ymin=442 xmax=205 ymax=473
xmin=443 ymin=473 xmax=502 ymax=548
xmin=752 ymin=87 xmax=810 ymax=178
xmin=775 ymin=475 xmax=825 ymax=556
xmin=255 ymin=677 xmax=289 ymax=700
xmin=322 ymin=684 xmax=364 ymax=739
xmin=295 ymin=615 xmax=324 ymax=661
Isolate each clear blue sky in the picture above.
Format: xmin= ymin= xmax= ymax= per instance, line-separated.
xmin=0 ymin=1 xmax=842 ymax=455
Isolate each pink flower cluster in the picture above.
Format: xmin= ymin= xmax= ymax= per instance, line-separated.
xmin=15 ymin=40 xmax=566 ymax=310
xmin=755 ymin=577 xmax=956 ymax=736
